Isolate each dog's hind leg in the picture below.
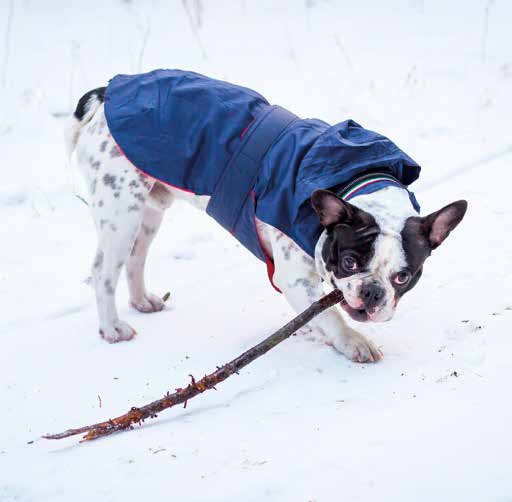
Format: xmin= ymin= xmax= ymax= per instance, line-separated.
xmin=71 ymin=97 xmax=161 ymax=342
xmin=76 ymin=114 xmax=156 ymax=341
xmin=125 ymin=182 xmax=174 ymax=312
xmin=126 ymin=182 xmax=174 ymax=313
xmin=126 ymin=203 xmax=168 ymax=313
xmin=89 ymin=165 xmax=155 ymax=343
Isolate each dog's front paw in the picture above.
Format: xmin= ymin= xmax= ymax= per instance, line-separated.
xmin=99 ymin=320 xmax=137 ymax=343
xmin=332 ymin=331 xmax=383 ymax=363
xmin=130 ymin=293 xmax=166 ymax=313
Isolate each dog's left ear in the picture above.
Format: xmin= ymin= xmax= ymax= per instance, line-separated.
xmin=311 ymin=189 xmax=357 ymax=226
xmin=422 ymin=200 xmax=468 ymax=250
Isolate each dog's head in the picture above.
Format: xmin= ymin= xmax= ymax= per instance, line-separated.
xmin=312 ymin=189 xmax=467 ymax=322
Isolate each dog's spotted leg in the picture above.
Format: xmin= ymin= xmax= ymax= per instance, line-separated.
xmin=75 ymin=105 xmax=156 ymax=342
xmin=126 ymin=205 xmax=166 ymax=313
xmin=268 ymin=229 xmax=382 ymax=363
xmin=90 ymin=168 xmax=154 ymax=342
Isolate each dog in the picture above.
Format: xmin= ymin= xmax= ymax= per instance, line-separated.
xmin=67 ymin=69 xmax=467 ymax=363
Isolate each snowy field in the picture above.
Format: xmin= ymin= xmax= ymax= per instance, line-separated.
xmin=1 ymin=1 xmax=512 ymax=500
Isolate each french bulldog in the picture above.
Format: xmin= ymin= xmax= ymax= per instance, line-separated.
xmin=67 ymin=71 xmax=467 ymax=363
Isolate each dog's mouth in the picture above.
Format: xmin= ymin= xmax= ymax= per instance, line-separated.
xmin=340 ymin=300 xmax=369 ymax=322
xmin=341 ymin=300 xmax=395 ymax=323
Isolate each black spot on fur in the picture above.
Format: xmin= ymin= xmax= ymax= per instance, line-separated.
xmin=142 ymin=224 xmax=156 ymax=236
xmin=290 ymin=278 xmax=316 ymax=300
xmin=74 ymin=87 xmax=106 ymax=121
xmin=100 ymin=140 xmax=108 ymax=153
xmin=104 ymin=279 xmax=115 ymax=295
xmin=138 ymin=174 xmax=152 ymax=189
xmin=110 ymin=145 xmax=121 ymax=158
xmin=93 ymin=251 xmax=104 ymax=269
xmin=98 ymin=117 xmax=107 ymax=134
xmin=103 ymin=174 xmax=117 ymax=189
xmin=302 ymin=255 xmax=314 ymax=265
xmin=128 ymin=204 xmax=140 ymax=212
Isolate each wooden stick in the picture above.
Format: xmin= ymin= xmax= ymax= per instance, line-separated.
xmin=43 ymin=289 xmax=344 ymax=442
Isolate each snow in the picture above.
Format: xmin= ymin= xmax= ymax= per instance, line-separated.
xmin=1 ymin=1 xmax=512 ymax=500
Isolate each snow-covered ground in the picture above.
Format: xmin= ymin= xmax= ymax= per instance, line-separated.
xmin=1 ymin=1 xmax=512 ymax=500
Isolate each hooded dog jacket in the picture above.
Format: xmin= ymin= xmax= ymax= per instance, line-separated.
xmin=104 ymin=69 xmax=421 ymax=285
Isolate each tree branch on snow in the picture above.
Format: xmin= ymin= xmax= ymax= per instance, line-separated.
xmin=43 ymin=289 xmax=344 ymax=442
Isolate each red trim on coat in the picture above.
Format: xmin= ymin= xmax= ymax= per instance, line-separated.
xmin=251 ymin=191 xmax=282 ymax=293
xmin=240 ymin=119 xmax=255 ymax=138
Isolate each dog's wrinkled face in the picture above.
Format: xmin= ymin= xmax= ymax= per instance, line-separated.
xmin=312 ymin=189 xmax=467 ymax=322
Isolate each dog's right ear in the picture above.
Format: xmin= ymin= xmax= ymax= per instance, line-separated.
xmin=311 ymin=189 xmax=356 ymax=227
xmin=421 ymin=200 xmax=468 ymax=250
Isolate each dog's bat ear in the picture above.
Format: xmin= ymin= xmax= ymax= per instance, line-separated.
xmin=311 ymin=189 xmax=354 ymax=227
xmin=421 ymin=200 xmax=468 ymax=250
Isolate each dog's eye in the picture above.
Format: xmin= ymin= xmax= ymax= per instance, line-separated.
xmin=342 ymin=255 xmax=358 ymax=272
xmin=394 ymin=271 xmax=411 ymax=286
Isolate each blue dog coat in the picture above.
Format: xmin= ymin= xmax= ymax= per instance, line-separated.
xmin=104 ymin=69 xmax=421 ymax=288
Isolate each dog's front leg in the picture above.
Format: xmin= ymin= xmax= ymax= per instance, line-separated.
xmin=270 ymin=232 xmax=382 ymax=363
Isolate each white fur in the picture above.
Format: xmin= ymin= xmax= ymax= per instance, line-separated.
xmin=69 ymin=104 xmax=418 ymax=362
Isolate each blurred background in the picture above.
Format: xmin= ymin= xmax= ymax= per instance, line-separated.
xmin=0 ymin=0 xmax=511 ymax=203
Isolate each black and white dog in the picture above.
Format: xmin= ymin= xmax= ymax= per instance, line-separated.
xmin=67 ymin=75 xmax=467 ymax=363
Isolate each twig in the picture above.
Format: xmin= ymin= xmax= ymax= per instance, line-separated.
xmin=284 ymin=25 xmax=299 ymax=72
xmin=69 ymin=41 xmax=79 ymax=114
xmin=1 ymin=0 xmax=14 ymax=88
xmin=333 ymin=34 xmax=354 ymax=72
xmin=480 ymin=0 xmax=494 ymax=63
xmin=182 ymin=0 xmax=208 ymax=60
xmin=192 ymin=0 xmax=203 ymax=28
xmin=43 ymin=289 xmax=344 ymax=442
xmin=136 ymin=12 xmax=152 ymax=72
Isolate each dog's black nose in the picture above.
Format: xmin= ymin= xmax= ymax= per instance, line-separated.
xmin=361 ymin=282 xmax=385 ymax=311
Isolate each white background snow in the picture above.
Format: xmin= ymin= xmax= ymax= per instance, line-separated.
xmin=1 ymin=1 xmax=512 ymax=500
